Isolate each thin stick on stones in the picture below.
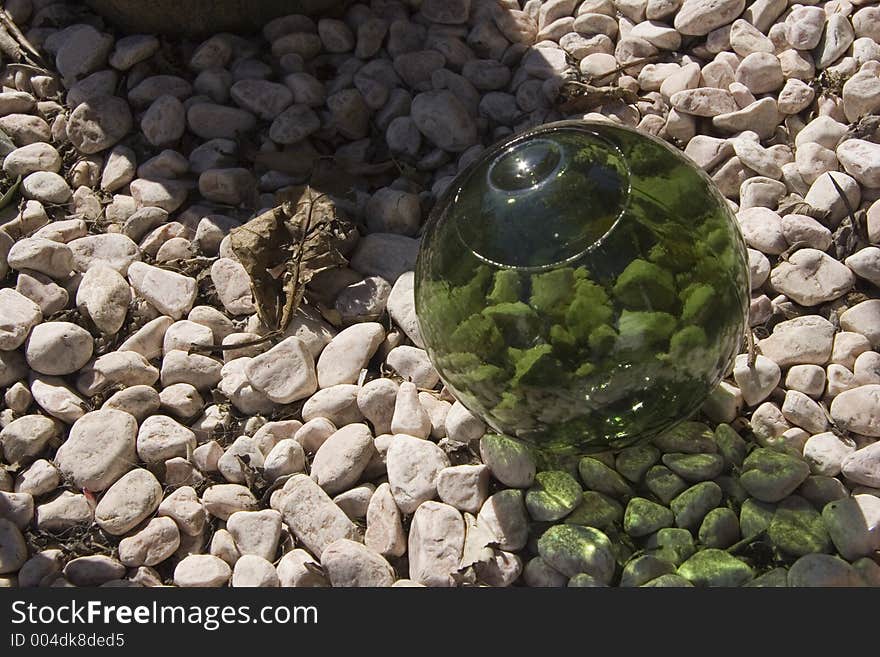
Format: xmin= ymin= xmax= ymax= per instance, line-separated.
xmin=828 ymin=173 xmax=858 ymax=227
xmin=0 ymin=8 xmax=46 ymax=65
xmin=188 ymin=330 xmax=282 ymax=355
xmin=605 ymin=54 xmax=665 ymax=78
xmin=745 ymin=326 xmax=757 ymax=368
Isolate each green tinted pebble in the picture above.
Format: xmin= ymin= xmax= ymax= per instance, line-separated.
xmin=670 ymin=481 xmax=722 ymax=530
xmin=479 ymin=434 xmax=536 ymax=488
xmin=644 ymin=465 xmax=688 ymax=505
xmin=624 ymin=497 xmax=674 ymax=537
xmin=640 ymin=573 xmax=694 ymax=587
xmin=565 ymin=491 xmax=624 ymax=530
xmin=620 ymin=555 xmax=676 ymax=587
xmin=525 ymin=471 xmax=583 ymax=522
xmin=567 ymin=573 xmax=606 ymax=587
xmin=615 ymin=310 xmax=677 ymax=352
xmin=743 ymin=568 xmax=789 ymax=587
xmin=677 ymin=549 xmax=754 ymax=587
xmin=644 ymin=528 xmax=696 ymax=567
xmin=537 ymin=525 xmax=616 ymax=583
xmin=740 ymin=448 xmax=811 ymax=503
xmin=739 ymin=498 xmax=776 ymax=539
xmin=577 ymin=457 xmax=633 ymax=499
xmin=612 ymin=259 xmax=676 ymax=311
xmin=487 ymin=269 xmax=521 ymax=304
xmin=797 ymin=475 xmax=849 ymax=509
xmin=714 ymin=474 xmax=749 ymax=505
xmin=768 ymin=495 xmax=831 ymax=557
xmin=653 ymin=421 xmax=718 ymax=454
xmin=661 ymin=452 xmax=725 ymax=482
xmin=615 ymin=444 xmax=660 ymax=483
xmin=698 ymin=507 xmax=741 ymax=549
xmin=714 ymin=423 xmax=748 ymax=469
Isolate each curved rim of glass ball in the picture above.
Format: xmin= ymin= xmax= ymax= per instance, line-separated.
xmin=450 ymin=120 xmax=634 ymax=273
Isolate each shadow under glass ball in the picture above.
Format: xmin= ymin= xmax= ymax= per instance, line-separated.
xmin=415 ymin=121 xmax=750 ymax=456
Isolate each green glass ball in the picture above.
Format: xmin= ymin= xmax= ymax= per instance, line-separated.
xmin=415 ymin=121 xmax=749 ymax=455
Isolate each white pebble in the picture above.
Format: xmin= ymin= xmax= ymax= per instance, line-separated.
xmin=437 ymin=464 xmax=490 ymax=514
xmin=310 ymin=423 xmax=375 ymax=495
xmin=245 ymin=336 xmax=317 ymax=404
xmin=386 ymin=434 xmax=450 ymax=514
xmin=54 ymin=410 xmax=137 ymax=491
xmin=128 ymin=262 xmax=197 ymax=319
xmin=316 ymin=323 xmax=384 ymax=388
xmin=279 ymin=474 xmax=360 ymax=557
xmin=390 ymin=381 xmax=432 ymax=438
xmin=830 ymin=385 xmax=880 ymax=438
xmin=226 ymin=509 xmax=282 ymax=561
xmin=757 ymin=315 xmax=835 ymax=368
xmin=136 ymin=414 xmax=196 ymax=464
xmin=365 ymin=482 xmax=406 ymax=558
xmin=174 ymin=555 xmax=231 ymax=587
xmin=732 ymin=354 xmax=780 ymax=406
xmin=75 ymin=265 xmax=130 ymax=335
xmin=118 ymin=517 xmax=180 ymax=567
xmin=408 ymin=501 xmax=465 ymax=587
xmin=803 ymin=432 xmax=857 ymax=477
xmin=321 ymin=539 xmax=395 ymax=587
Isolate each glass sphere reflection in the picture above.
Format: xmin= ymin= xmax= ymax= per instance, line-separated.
xmin=415 ymin=121 xmax=750 ymax=455
xmin=488 ymin=139 xmax=563 ymax=191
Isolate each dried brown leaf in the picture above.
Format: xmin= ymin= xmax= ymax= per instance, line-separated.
xmin=831 ymin=213 xmax=867 ymax=260
xmin=459 ymin=513 xmax=500 ymax=571
xmin=229 ymin=186 xmax=354 ymax=332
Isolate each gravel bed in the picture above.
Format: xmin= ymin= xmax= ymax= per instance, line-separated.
xmin=0 ymin=0 xmax=879 ymax=588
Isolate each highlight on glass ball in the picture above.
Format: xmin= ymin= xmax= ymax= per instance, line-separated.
xmin=415 ymin=121 xmax=750 ymax=456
